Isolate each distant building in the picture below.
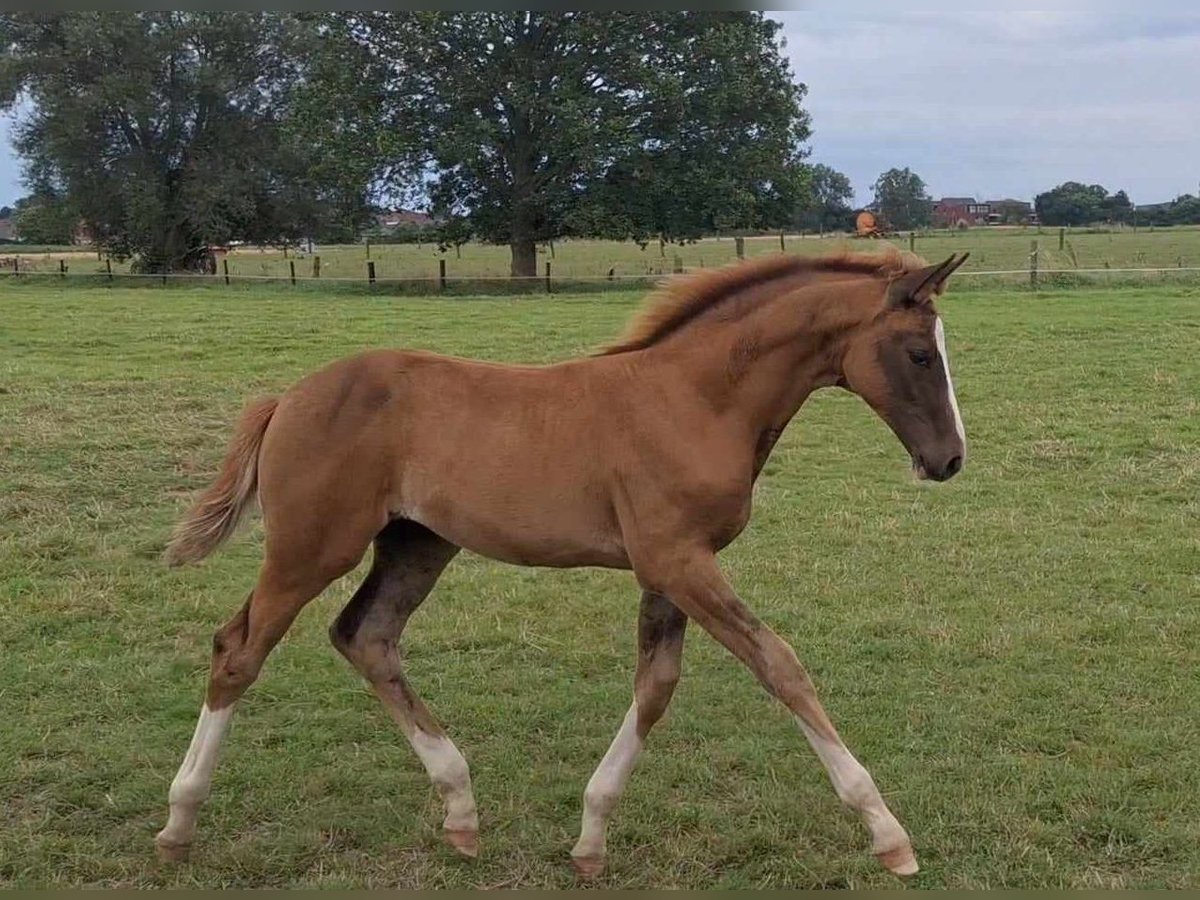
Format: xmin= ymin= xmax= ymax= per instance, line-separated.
xmin=375 ymin=209 xmax=435 ymax=230
xmin=0 ymin=218 xmax=15 ymax=242
xmin=986 ymin=198 xmax=1036 ymax=226
xmin=933 ymin=197 xmax=981 ymax=229
xmin=933 ymin=197 xmax=1035 ymax=228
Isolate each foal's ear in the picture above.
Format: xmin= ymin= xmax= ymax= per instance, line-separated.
xmin=886 ymin=253 xmax=970 ymax=308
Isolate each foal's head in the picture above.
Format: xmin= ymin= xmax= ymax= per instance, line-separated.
xmin=840 ymin=254 xmax=969 ymax=482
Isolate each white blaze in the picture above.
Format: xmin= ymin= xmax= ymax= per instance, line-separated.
xmin=934 ymin=317 xmax=966 ymax=447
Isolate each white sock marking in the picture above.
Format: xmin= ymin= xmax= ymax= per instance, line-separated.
xmin=409 ymin=729 xmax=478 ymax=832
xmin=572 ymin=703 xmax=643 ymax=860
xmin=796 ymin=718 xmax=911 ymax=861
xmin=156 ymin=704 xmax=234 ymax=848
xmin=935 ymin=317 xmax=966 ymax=447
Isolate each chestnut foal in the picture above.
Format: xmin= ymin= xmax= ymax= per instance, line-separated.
xmin=156 ymin=249 xmax=969 ymax=878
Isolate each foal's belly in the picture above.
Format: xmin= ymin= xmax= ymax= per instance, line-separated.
xmin=395 ymin=468 xmax=630 ymax=569
xmin=409 ymin=504 xmax=631 ymax=570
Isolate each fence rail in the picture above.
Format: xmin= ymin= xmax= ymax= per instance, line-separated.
xmin=3 ymin=262 xmax=1200 ymax=295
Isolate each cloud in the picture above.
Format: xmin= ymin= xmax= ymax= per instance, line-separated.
xmin=773 ymin=9 xmax=1200 ymax=205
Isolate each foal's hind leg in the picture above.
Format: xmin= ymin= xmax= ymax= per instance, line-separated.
xmin=155 ymin=557 xmax=357 ymax=861
xmin=329 ymin=520 xmax=478 ymax=856
xmin=571 ymin=590 xmax=687 ymax=878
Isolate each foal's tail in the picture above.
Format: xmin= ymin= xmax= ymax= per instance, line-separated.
xmin=164 ymin=396 xmax=279 ymax=567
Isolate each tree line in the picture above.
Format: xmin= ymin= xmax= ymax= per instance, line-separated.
xmin=0 ymin=12 xmax=813 ymax=275
xmin=1 ymin=14 xmax=1196 ymax=274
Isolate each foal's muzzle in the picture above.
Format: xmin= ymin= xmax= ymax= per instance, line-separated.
xmin=913 ymin=453 xmax=963 ymax=482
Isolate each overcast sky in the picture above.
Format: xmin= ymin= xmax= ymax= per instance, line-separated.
xmin=772 ymin=7 xmax=1200 ymax=206
xmin=0 ymin=8 xmax=1197 ymax=209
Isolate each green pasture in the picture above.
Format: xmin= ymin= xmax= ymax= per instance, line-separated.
xmin=5 ymin=225 xmax=1200 ymax=287
xmin=1 ymin=280 xmax=1198 ymax=888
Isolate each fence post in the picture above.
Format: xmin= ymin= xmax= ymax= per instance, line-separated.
xmin=673 ymin=255 xmax=683 ymax=274
xmin=289 ymin=260 xmax=296 ymax=286
xmin=735 ymin=237 xmax=745 ymax=259
xmin=909 ymin=231 xmax=915 ymax=252
xmin=659 ymin=237 xmax=665 ymax=258
xmin=545 ymin=261 xmax=552 ymax=294
xmin=779 ymin=231 xmax=786 ymax=252
xmin=12 ymin=256 xmax=17 ymax=276
xmin=1029 ymin=239 xmax=1039 ymax=289
xmin=223 ymin=258 xmax=229 ymax=286
xmin=367 ymin=260 xmax=376 ymax=285
xmin=106 ymin=259 xmax=113 ymax=282
xmin=439 ymin=258 xmax=447 ymax=292
xmin=1058 ymin=227 xmax=1065 ymax=251
xmin=59 ymin=259 xmax=66 ymax=278
xmin=312 ymin=255 xmax=320 ymax=278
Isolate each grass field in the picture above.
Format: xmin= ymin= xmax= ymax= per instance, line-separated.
xmin=6 ymin=224 xmax=1200 ymax=286
xmin=1 ymin=281 xmax=1199 ymax=888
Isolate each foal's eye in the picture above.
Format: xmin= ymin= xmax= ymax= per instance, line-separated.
xmin=908 ymin=349 xmax=932 ymax=368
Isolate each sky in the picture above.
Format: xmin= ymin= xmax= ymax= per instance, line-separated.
xmin=0 ymin=9 xmax=1197 ymax=209
xmin=772 ymin=7 xmax=1200 ymax=206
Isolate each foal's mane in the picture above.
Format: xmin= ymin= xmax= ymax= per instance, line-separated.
xmin=598 ymin=248 xmax=926 ymax=356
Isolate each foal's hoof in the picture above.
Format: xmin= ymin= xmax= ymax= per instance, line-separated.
xmin=875 ymin=843 xmax=919 ymax=877
xmin=154 ymin=838 xmax=192 ymax=863
xmin=571 ymin=854 xmax=606 ymax=880
xmin=444 ymin=828 xmax=479 ymax=858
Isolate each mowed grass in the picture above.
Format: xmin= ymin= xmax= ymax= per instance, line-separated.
xmin=8 ymin=224 xmax=1200 ymax=284
xmin=1 ymin=281 xmax=1198 ymax=888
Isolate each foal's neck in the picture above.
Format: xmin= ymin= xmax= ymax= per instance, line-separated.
xmin=661 ymin=276 xmax=874 ymax=435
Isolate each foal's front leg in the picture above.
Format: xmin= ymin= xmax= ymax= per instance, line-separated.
xmin=571 ymin=590 xmax=687 ymax=878
xmin=642 ymin=550 xmax=918 ymax=877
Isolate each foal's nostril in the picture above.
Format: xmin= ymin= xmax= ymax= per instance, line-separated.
xmin=944 ymin=455 xmax=963 ymax=479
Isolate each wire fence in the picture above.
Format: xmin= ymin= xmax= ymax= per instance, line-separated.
xmin=3 ymin=265 xmax=1200 ymax=297
xmin=2 ymin=234 xmax=1200 ymax=297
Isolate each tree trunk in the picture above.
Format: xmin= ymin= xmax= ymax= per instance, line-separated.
xmin=510 ymin=237 xmax=537 ymax=279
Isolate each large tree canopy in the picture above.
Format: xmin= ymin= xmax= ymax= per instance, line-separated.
xmin=0 ymin=12 xmax=368 ymax=271
xmin=318 ymin=12 xmax=811 ymax=276
xmin=1034 ymin=182 xmax=1133 ymax=227
xmin=11 ymin=191 xmax=75 ymax=244
xmin=871 ymin=167 xmax=932 ymax=231
xmin=794 ymin=163 xmax=853 ymax=233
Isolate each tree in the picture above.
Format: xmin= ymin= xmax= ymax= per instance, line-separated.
xmin=1132 ymin=193 xmax=1200 ymax=227
xmin=1034 ymin=182 xmax=1118 ymax=227
xmin=322 ymin=12 xmax=811 ymax=277
xmin=0 ymin=13 xmax=370 ymax=271
xmin=1100 ymin=189 xmax=1133 ymax=224
xmin=871 ymin=167 xmax=932 ymax=231
xmin=794 ymin=163 xmax=853 ymax=233
xmin=11 ymin=191 xmax=75 ymax=243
